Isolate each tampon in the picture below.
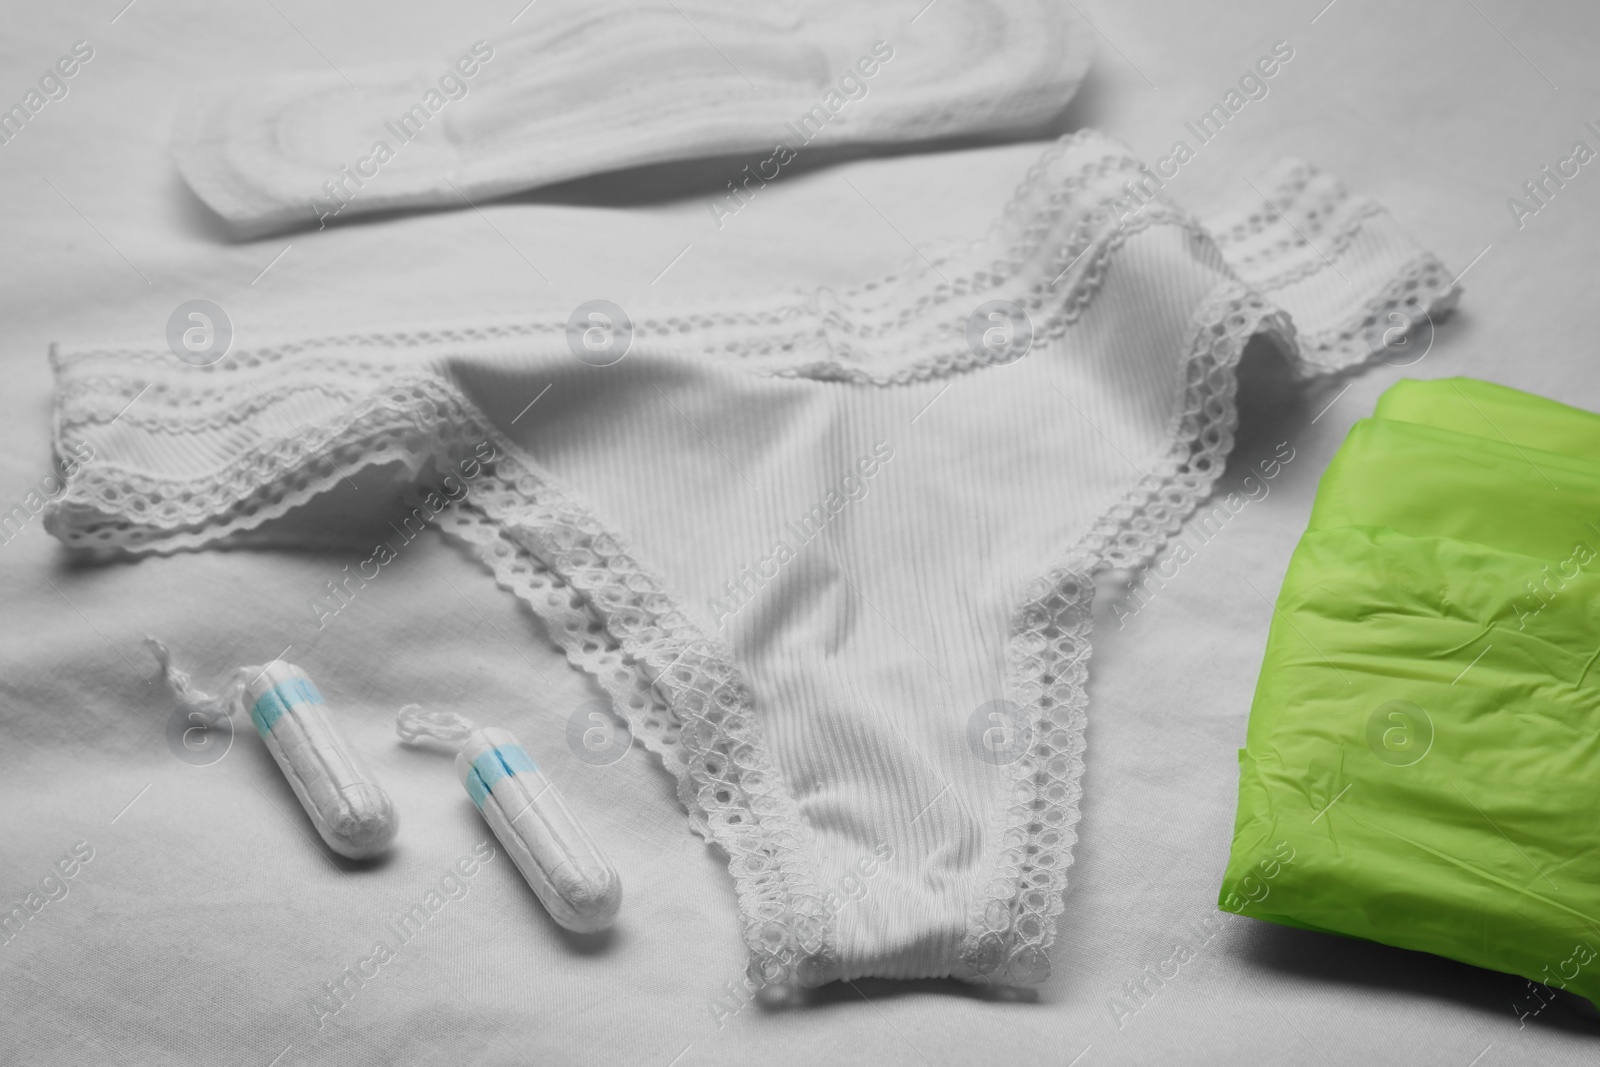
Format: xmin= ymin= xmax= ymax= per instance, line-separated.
xmin=245 ymin=661 xmax=399 ymax=860
xmin=457 ymin=727 xmax=621 ymax=933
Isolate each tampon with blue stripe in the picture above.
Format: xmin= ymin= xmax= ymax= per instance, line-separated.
xmin=245 ymin=661 xmax=398 ymax=859
xmin=458 ymin=727 xmax=621 ymax=933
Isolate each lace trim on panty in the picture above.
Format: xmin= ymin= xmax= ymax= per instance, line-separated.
xmin=45 ymin=372 xmax=482 ymax=553
xmin=1292 ymin=253 xmax=1460 ymax=375
xmin=1210 ymin=160 xmax=1391 ymax=293
xmin=766 ymin=205 xmax=1205 ymax=386
xmin=1212 ymin=160 xmax=1353 ymax=244
xmin=951 ymin=281 xmax=1295 ymax=984
xmin=57 ymin=369 xmax=377 ymax=435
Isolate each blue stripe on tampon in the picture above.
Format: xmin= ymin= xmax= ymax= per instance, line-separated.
xmin=465 ymin=765 xmax=492 ymax=809
xmin=465 ymin=744 xmax=539 ymax=810
xmin=249 ymin=676 xmax=324 ymax=737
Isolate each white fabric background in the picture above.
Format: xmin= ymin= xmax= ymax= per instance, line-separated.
xmin=2 ymin=1 xmax=1598 ymax=1063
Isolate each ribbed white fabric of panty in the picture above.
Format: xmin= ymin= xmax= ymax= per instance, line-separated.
xmin=44 ymin=130 xmax=1459 ymax=990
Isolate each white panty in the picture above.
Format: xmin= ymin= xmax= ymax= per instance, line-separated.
xmin=49 ymin=131 xmax=1457 ymax=987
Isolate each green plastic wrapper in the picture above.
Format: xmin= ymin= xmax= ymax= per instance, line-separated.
xmin=1219 ymin=377 xmax=1600 ymax=1010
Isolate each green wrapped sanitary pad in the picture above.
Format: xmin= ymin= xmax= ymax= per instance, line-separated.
xmin=1220 ymin=377 xmax=1600 ymax=1010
